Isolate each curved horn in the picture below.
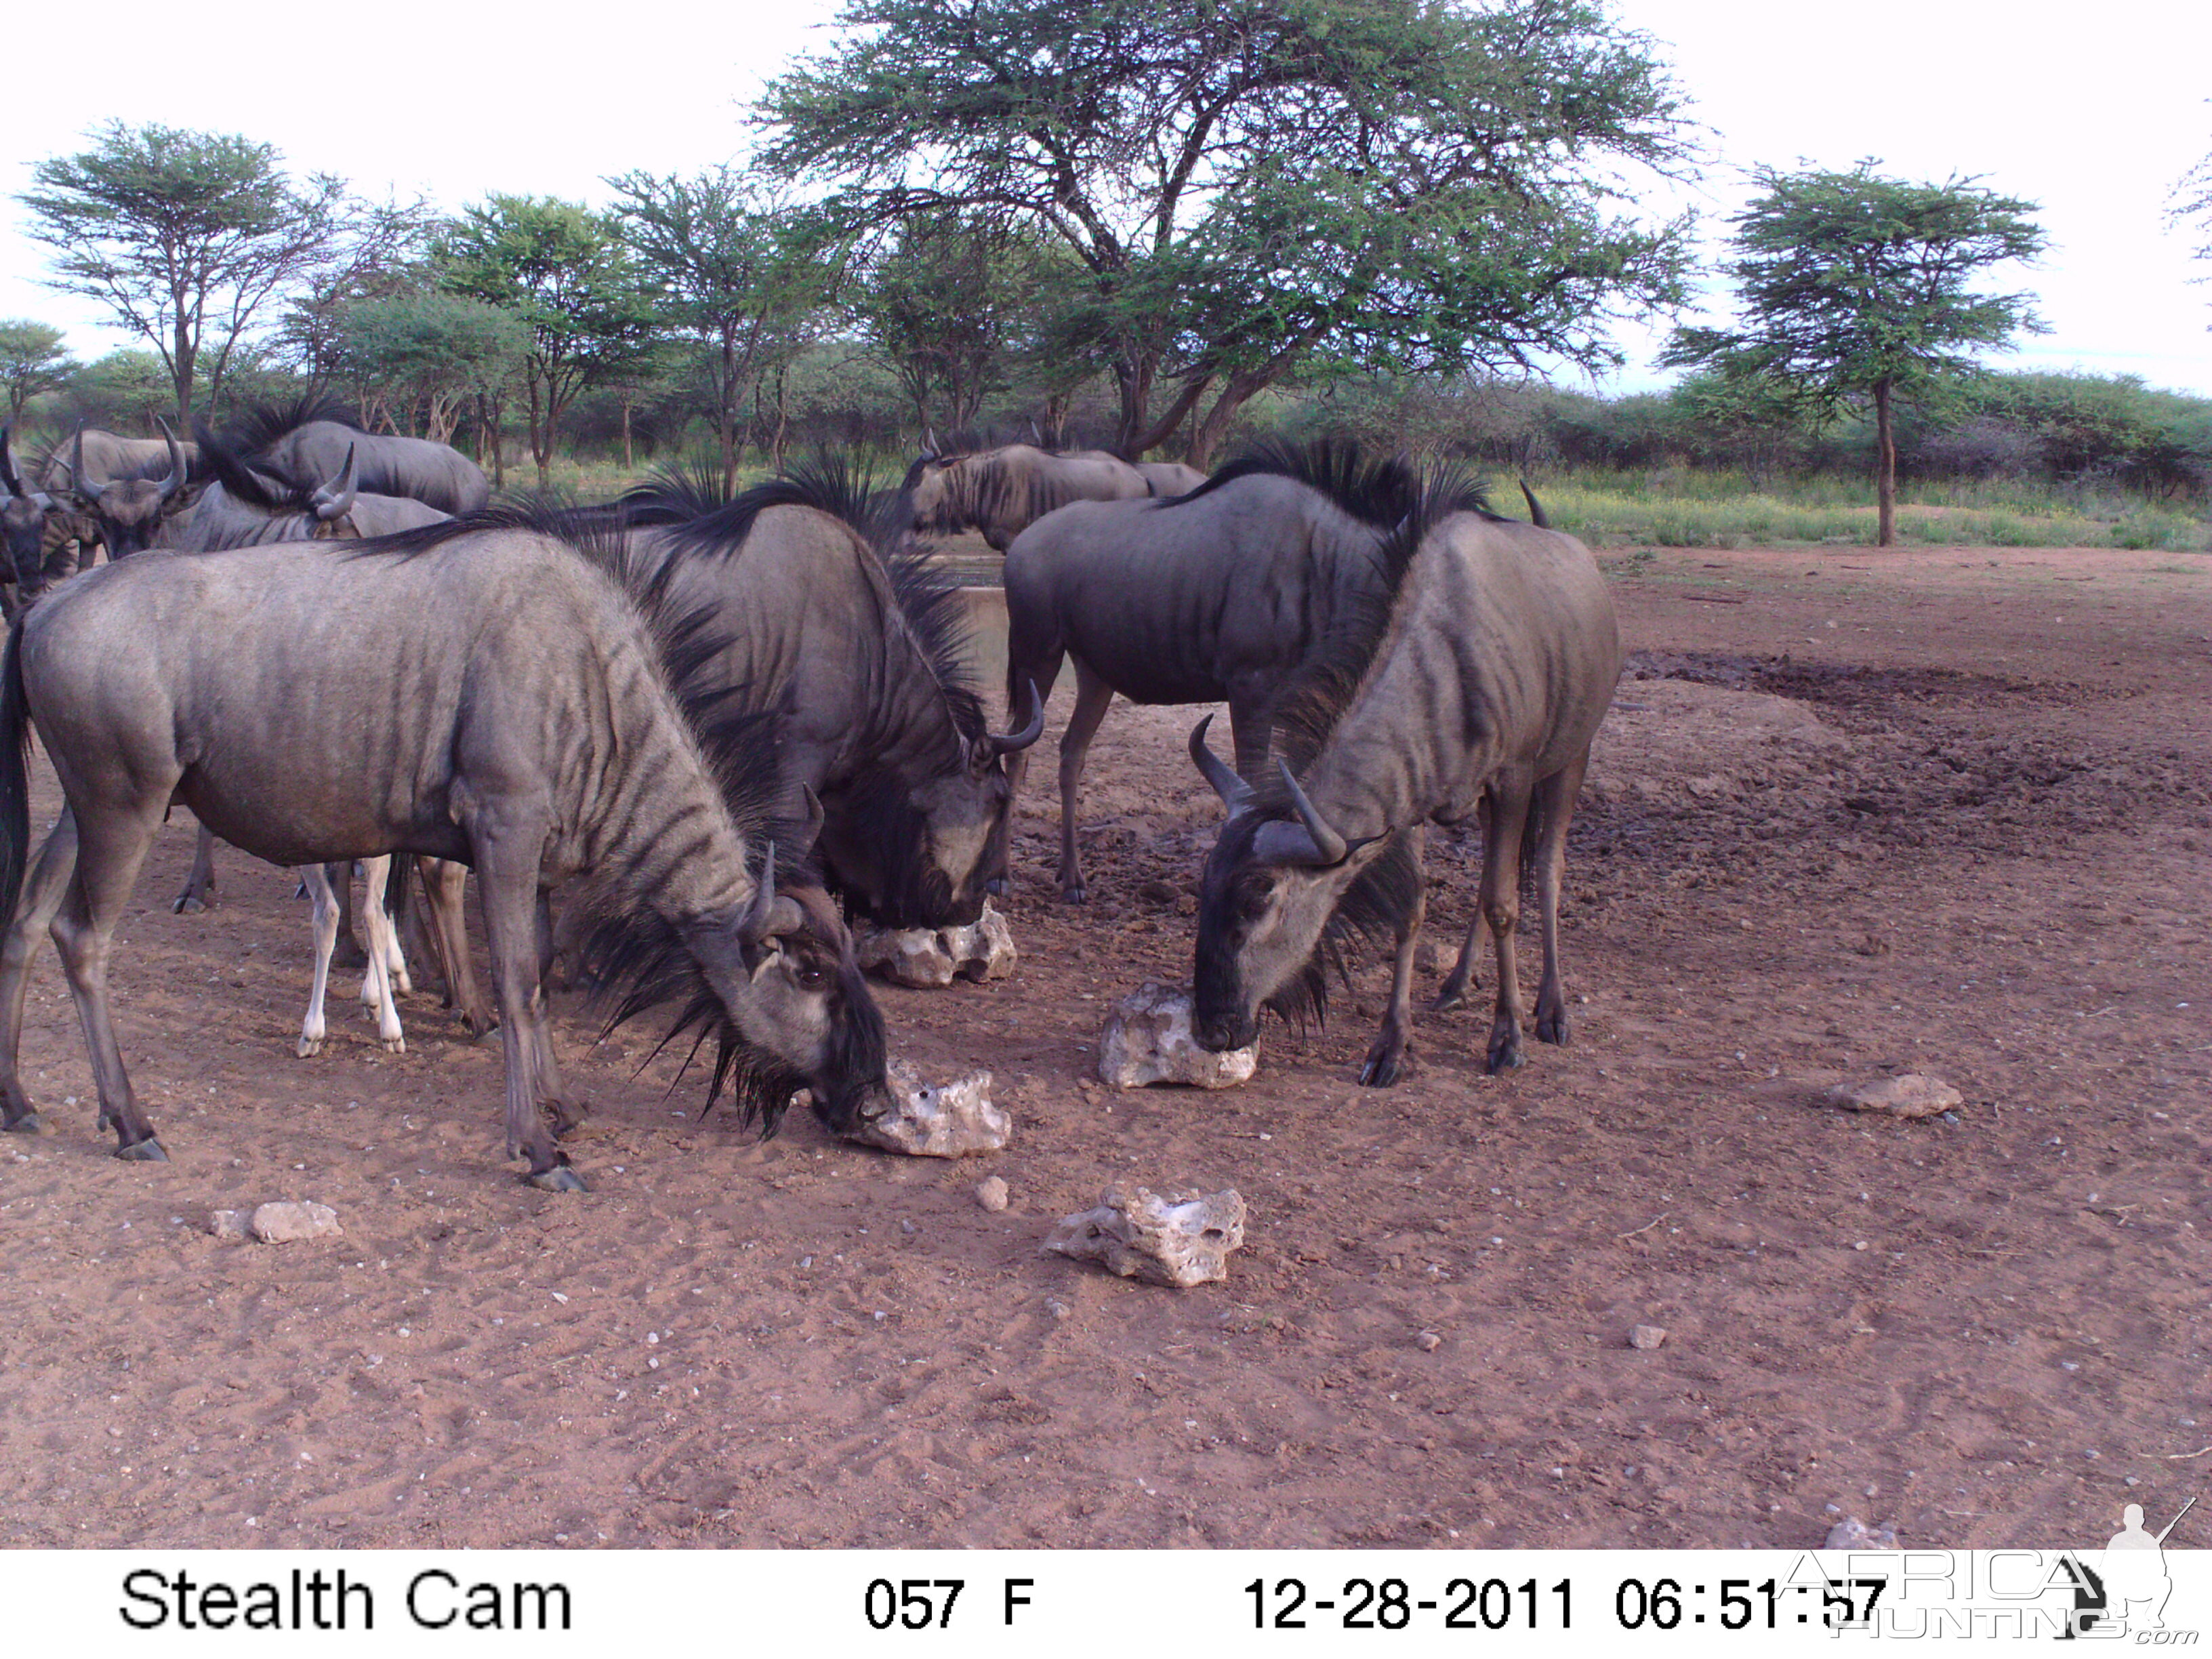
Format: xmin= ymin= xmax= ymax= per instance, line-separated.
xmin=922 ymin=426 xmax=940 ymax=459
xmin=1272 ymin=759 xmax=1349 ymax=866
xmin=1187 ymin=714 xmax=1252 ymax=809
xmin=741 ymin=840 xmax=779 ymax=941
xmin=70 ymin=427 xmax=90 ymax=501
xmin=0 ymin=426 xmax=21 ymax=499
xmin=311 ymin=443 xmax=359 ymax=523
xmin=1519 ymin=480 xmax=1549 ymax=529
xmin=794 ymin=785 xmax=825 ymax=859
xmin=988 ymin=679 xmax=1045 ymax=756
xmin=154 ymin=416 xmax=186 ymax=501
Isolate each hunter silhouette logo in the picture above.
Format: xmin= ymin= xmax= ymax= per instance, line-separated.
xmin=2059 ymin=1496 xmax=2194 ymax=1639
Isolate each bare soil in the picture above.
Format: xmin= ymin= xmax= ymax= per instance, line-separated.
xmin=2 ymin=542 xmax=2207 ymax=1551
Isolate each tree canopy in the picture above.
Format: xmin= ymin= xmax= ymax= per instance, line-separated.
xmin=18 ymin=122 xmax=352 ymax=419
xmin=436 ymin=195 xmax=661 ymax=485
xmin=760 ymin=0 xmax=1695 ymax=463
xmin=1664 ymin=161 xmax=2045 ymax=545
xmin=0 ymin=321 xmax=79 ymax=424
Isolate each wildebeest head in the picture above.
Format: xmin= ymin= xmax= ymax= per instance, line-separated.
xmin=674 ymin=846 xmax=890 ymax=1136
xmin=814 ymin=679 xmax=1044 ymax=929
xmin=0 ymin=426 xmax=60 ymax=598
xmin=1187 ymin=716 xmax=1406 ymax=1052
xmin=899 ymin=447 xmax=970 ymax=538
xmin=68 ymin=419 xmax=186 ymax=557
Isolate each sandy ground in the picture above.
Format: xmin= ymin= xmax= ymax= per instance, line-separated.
xmin=1 ymin=541 xmax=2207 ymax=1551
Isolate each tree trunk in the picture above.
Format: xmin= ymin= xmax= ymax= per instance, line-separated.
xmin=1873 ymin=377 xmax=1896 ymax=548
xmin=1185 ymin=371 xmax=1271 ymax=470
xmin=171 ymin=309 xmax=196 ymax=422
xmin=621 ymin=398 xmax=634 ymax=472
xmin=527 ymin=374 xmax=551 ymax=489
xmin=719 ymin=331 xmax=739 ymax=497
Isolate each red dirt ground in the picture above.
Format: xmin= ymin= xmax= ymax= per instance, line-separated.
xmin=1 ymin=541 xmax=2207 ymax=1550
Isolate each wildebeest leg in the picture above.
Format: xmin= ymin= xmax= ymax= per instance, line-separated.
xmin=1530 ymin=750 xmax=1590 ymax=1047
xmin=469 ymin=814 xmax=581 ymax=1191
xmin=354 ymin=857 xmax=406 ymax=1054
xmin=1001 ymin=641 xmax=1065 ymax=876
xmin=296 ymin=863 xmax=342 ymax=1058
xmin=329 ymin=861 xmax=369 ymax=972
xmin=1478 ymin=776 xmax=1534 ymax=1074
xmin=171 ymin=822 xmax=220 ymax=913
xmin=50 ymin=802 xmax=170 ymax=1156
xmin=1431 ymin=800 xmax=1493 ymax=1012
xmin=0 ymin=813 xmax=80 ymax=1132
xmin=419 ymin=857 xmax=497 ymax=1036
xmin=1054 ymin=659 xmax=1116 ymax=903
xmin=1359 ymin=850 xmax=1427 ymax=1088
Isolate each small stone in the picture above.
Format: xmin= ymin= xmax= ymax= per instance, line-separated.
xmin=1629 ymin=1324 xmax=1668 ymax=1351
xmin=207 ymin=1209 xmax=251 ymax=1242
xmin=975 ymin=1176 xmax=1010 ymax=1212
xmin=1099 ymin=983 xmax=1256 ymax=1090
xmin=1824 ymin=1073 xmax=1963 ymax=1120
xmin=1043 ymin=1183 xmax=1246 ymax=1288
xmin=1414 ymin=1330 xmax=1442 ymax=1352
xmin=247 ymin=1201 xmax=342 ymax=1244
xmin=855 ymin=901 xmax=1018 ymax=989
xmin=844 ymin=1061 xmax=1010 ymax=1157
xmin=1824 ymin=1516 xmax=1898 ymax=1550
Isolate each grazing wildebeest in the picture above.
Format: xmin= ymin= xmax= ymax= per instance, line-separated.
xmin=1185 ymin=460 xmax=1620 ymax=1085
xmin=228 ymin=396 xmax=490 ymax=515
xmin=0 ymin=428 xmax=63 ymax=616
xmin=618 ymin=464 xmax=1043 ymax=930
xmin=0 ymin=518 xmax=888 ymax=1189
xmin=59 ymin=421 xmax=190 ymax=563
xmin=901 ymin=443 xmax=1160 ymax=551
xmin=1000 ymin=440 xmax=1423 ymax=901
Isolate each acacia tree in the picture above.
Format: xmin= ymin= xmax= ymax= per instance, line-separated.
xmin=437 ymin=196 xmax=660 ymax=485
xmin=19 ymin=123 xmax=352 ymax=419
xmin=1664 ymin=162 xmax=2046 ymax=546
xmin=323 ymin=289 xmax=530 ymax=443
xmin=2172 ymin=133 xmax=2212 ymax=300
xmin=605 ymin=167 xmax=834 ymax=491
xmin=0 ymin=321 xmax=79 ymax=424
xmin=848 ymin=211 xmax=1056 ymax=438
xmin=760 ymin=0 xmax=1694 ymax=465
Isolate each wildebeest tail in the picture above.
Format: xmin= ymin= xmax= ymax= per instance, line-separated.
xmin=0 ymin=611 xmax=33 ymax=936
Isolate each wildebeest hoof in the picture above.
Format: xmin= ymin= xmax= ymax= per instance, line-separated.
xmin=1535 ymin=1008 xmax=1570 ymax=1046
xmin=1485 ymin=1033 xmax=1524 ymax=1074
xmin=296 ymin=1035 xmax=323 ymax=1059
xmin=549 ymin=1101 xmax=590 ymax=1139
xmin=527 ymin=1164 xmax=588 ymax=1193
xmin=1428 ymin=987 xmax=1468 ymax=1015
xmin=171 ymin=891 xmax=210 ymax=915
xmin=1060 ymin=880 xmax=1088 ymax=904
xmin=1358 ymin=1047 xmax=1408 ymax=1087
xmin=3 ymin=1111 xmax=54 ymax=1136
xmin=380 ymin=1036 xmax=406 ymax=1054
xmin=115 ymin=1135 xmax=169 ymax=1162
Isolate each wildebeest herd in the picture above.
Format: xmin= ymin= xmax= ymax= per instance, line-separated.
xmin=0 ymin=406 xmax=1618 ymax=1193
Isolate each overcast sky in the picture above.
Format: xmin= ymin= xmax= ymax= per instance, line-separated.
xmin=3 ymin=0 xmax=2207 ymax=396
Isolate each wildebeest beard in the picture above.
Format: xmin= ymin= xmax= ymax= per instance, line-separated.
xmin=825 ymin=766 xmax=968 ymax=928
xmin=571 ymin=899 xmax=887 ymax=1137
xmin=1196 ymin=814 xmax=1423 ymax=1040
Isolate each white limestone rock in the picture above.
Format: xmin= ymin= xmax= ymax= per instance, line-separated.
xmin=1824 ymin=1073 xmax=1963 ymax=1120
xmin=248 ymin=1200 xmax=342 ymax=1244
xmin=845 ymin=1061 xmax=1010 ymax=1158
xmin=857 ymin=902 xmax=1019 ymax=989
xmin=1099 ymin=982 xmax=1256 ymax=1090
xmin=1043 ymin=1183 xmax=1247 ymax=1288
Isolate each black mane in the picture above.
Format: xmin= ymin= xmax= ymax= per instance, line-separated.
xmin=1168 ymin=435 xmax=1461 ymax=527
xmin=218 ymin=393 xmax=360 ymax=466
xmin=190 ymin=419 xmax=317 ymax=513
xmin=629 ymin=455 xmax=985 ymax=744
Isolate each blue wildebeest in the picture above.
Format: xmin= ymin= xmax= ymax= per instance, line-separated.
xmin=901 ymin=443 xmax=1192 ymax=552
xmin=227 ymin=395 xmax=490 ymax=515
xmin=52 ymin=421 xmax=194 ymax=571
xmin=1000 ymin=441 xmax=1424 ymax=903
xmin=0 ymin=515 xmax=888 ymax=1189
xmin=617 ymin=462 xmax=1042 ymax=931
xmin=1185 ymin=460 xmax=1620 ymax=1085
xmin=163 ymin=422 xmax=491 ymax=1043
xmin=0 ymin=428 xmax=62 ymax=617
